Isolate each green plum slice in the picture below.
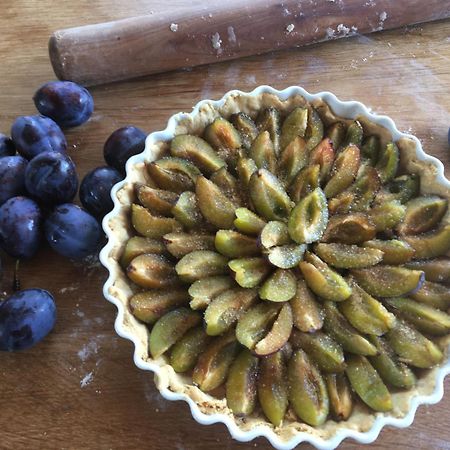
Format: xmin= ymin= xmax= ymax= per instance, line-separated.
xmin=342 ymin=120 xmax=364 ymax=148
xmin=259 ymin=269 xmax=297 ymax=302
xmin=288 ymin=188 xmax=328 ymax=244
xmin=385 ymin=297 xmax=450 ymax=336
xmin=314 ymin=243 xmax=383 ymax=269
xmin=338 ymin=279 xmax=396 ymax=336
xmin=149 ymin=308 xmax=201 ymax=358
xmin=215 ymin=230 xmax=259 ymax=258
xmin=254 ymin=303 xmax=293 ymax=356
xmin=326 ymin=121 xmax=346 ymax=149
xmin=368 ymin=335 xmax=416 ymax=389
xmin=324 ymin=145 xmax=360 ymax=199
xmin=405 ymin=258 xmax=450 ymax=283
xmin=369 ymin=336 xmax=416 ymax=389
xmin=260 ymin=220 xmax=290 ymax=248
xmin=385 ymin=320 xmax=443 ymax=369
xmin=147 ymin=157 xmax=201 ymax=193
xmin=410 ymin=280 xmax=450 ymax=310
xmin=289 ymin=164 xmax=321 ymax=203
xmin=290 ymin=278 xmax=324 ymax=332
xmin=277 ymin=136 xmax=308 ymax=186
xmin=323 ymin=302 xmax=377 ymax=355
xmin=170 ymin=134 xmax=226 ymax=175
xmin=351 ymin=266 xmax=425 ymax=297
xmin=192 ymin=331 xmax=239 ymax=391
xmin=290 ymin=330 xmax=345 ymax=373
xmin=363 ymin=239 xmax=414 ymax=265
xmin=226 ymin=349 xmax=259 ymax=415
xmin=127 ymin=253 xmax=177 ymax=289
xmin=120 ymin=236 xmax=167 ymax=268
xmin=266 ymin=244 xmax=306 ymax=269
xmin=321 ymin=213 xmax=376 ymax=244
xmin=345 ymin=355 xmax=392 ymax=412
xmin=163 ymin=232 xmax=215 ymax=258
xmin=175 ymin=250 xmax=229 ymax=282
xmin=131 ymin=204 xmax=182 ymax=238
xmin=403 ymin=225 xmax=450 ymax=259
xmin=258 ymin=351 xmax=288 ymax=426
xmin=325 ymin=373 xmax=353 ymax=421
xmin=299 ymin=252 xmax=352 ymax=302
xmin=204 ymin=288 xmax=258 ymax=336
xmin=236 ymin=156 xmax=258 ymax=188
xmin=228 ymin=257 xmax=271 ymax=288
xmin=170 ymin=326 xmax=211 ymax=373
xmin=308 ymin=138 xmax=335 ymax=183
xmin=188 ymin=275 xmax=236 ymax=310
xmin=236 ymin=302 xmax=281 ymax=350
xmin=129 ymin=288 xmax=190 ymax=324
xmin=196 ymin=176 xmax=236 ymax=228
xmin=328 ymin=167 xmax=381 ymax=215
xmin=171 ymin=191 xmax=204 ymax=229
xmin=210 ymin=167 xmax=241 ymax=205
xmin=203 ymin=117 xmax=242 ymax=151
xmin=256 ymin=107 xmax=281 ymax=154
xmin=375 ymin=142 xmax=399 ymax=183
xmin=280 ymin=107 xmax=308 ymax=150
xmin=386 ymin=173 xmax=420 ymax=203
xmin=249 ymin=169 xmax=293 ymax=221
xmin=135 ymin=184 xmax=178 ymax=216
xmin=397 ymin=195 xmax=448 ymax=235
xmin=288 ymin=349 xmax=329 ymax=426
xmin=360 ymin=135 xmax=380 ymax=165
xmin=234 ymin=207 xmax=267 ymax=235
xmin=250 ymin=130 xmax=277 ymax=173
xmin=305 ymin=107 xmax=324 ymax=151
xmin=349 ymin=166 xmax=381 ymax=211
xmin=369 ymin=200 xmax=406 ymax=232
xmin=230 ymin=112 xmax=258 ymax=150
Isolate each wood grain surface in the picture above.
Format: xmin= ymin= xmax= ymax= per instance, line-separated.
xmin=1 ymin=2 xmax=450 ymax=449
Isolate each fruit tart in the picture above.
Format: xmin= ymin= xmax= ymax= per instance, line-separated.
xmin=101 ymin=87 xmax=450 ymax=448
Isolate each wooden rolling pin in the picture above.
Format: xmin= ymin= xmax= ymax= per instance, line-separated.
xmin=49 ymin=0 xmax=450 ymax=86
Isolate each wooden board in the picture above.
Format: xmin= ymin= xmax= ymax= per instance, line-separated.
xmin=0 ymin=2 xmax=449 ymax=449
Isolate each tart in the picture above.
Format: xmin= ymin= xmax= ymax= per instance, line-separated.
xmin=100 ymin=87 xmax=450 ymax=448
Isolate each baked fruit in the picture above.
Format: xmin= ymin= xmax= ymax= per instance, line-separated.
xmin=114 ymin=93 xmax=450 ymax=433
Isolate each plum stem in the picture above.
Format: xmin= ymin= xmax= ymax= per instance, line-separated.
xmin=13 ymin=260 xmax=20 ymax=292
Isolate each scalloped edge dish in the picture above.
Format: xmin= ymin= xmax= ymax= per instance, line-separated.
xmin=99 ymin=85 xmax=450 ymax=449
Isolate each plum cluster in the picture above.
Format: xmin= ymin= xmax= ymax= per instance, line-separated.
xmin=0 ymin=81 xmax=146 ymax=351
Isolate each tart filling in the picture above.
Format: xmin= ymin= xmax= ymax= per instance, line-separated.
xmin=105 ymin=91 xmax=450 ymax=442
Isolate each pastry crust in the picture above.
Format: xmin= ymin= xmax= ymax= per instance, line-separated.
xmin=103 ymin=90 xmax=450 ymax=444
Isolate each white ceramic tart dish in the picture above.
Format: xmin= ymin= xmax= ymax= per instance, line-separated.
xmin=99 ymin=85 xmax=450 ymax=449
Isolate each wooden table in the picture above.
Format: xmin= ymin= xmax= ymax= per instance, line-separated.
xmin=1 ymin=2 xmax=449 ymax=449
